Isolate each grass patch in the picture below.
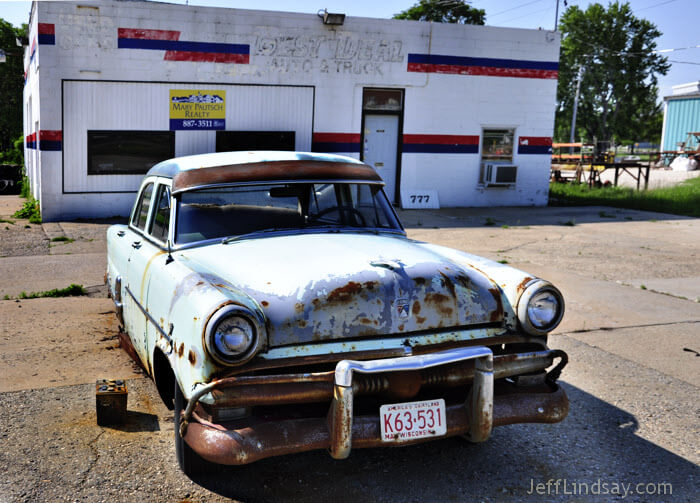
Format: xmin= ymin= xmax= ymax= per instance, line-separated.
xmin=16 ymin=284 xmax=86 ymax=300
xmin=560 ymin=219 xmax=577 ymax=226
xmin=498 ymin=259 xmax=509 ymax=264
xmin=13 ymin=198 xmax=41 ymax=223
xmin=484 ymin=217 xmax=496 ymax=226
xmin=0 ymin=218 xmax=14 ymax=224
xmin=549 ymin=177 xmax=700 ymax=218
xmin=50 ymin=236 xmax=75 ymax=243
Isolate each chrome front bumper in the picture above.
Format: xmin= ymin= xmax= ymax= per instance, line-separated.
xmin=329 ymin=347 xmax=494 ymax=459
xmin=181 ymin=347 xmax=569 ymax=465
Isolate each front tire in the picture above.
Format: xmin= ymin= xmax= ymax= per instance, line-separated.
xmin=174 ymin=382 xmax=212 ymax=476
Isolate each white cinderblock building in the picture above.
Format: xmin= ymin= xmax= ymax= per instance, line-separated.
xmin=23 ymin=0 xmax=560 ymax=221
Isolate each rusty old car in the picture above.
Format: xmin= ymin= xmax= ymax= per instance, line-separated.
xmin=106 ymin=151 xmax=569 ymax=476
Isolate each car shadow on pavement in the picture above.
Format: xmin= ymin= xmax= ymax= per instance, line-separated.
xmin=189 ymin=382 xmax=697 ymax=502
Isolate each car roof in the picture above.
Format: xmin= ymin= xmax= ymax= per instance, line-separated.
xmin=148 ymin=151 xmax=365 ymax=178
xmin=146 ymin=151 xmax=383 ymax=193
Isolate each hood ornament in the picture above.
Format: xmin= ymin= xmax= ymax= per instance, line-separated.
xmin=370 ymin=259 xmax=403 ymax=271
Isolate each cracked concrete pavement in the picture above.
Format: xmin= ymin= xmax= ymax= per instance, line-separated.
xmin=0 ymin=195 xmax=698 ymax=502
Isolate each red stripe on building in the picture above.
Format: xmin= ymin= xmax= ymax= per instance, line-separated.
xmin=163 ymin=51 xmax=249 ymax=63
xmin=38 ymin=23 xmax=55 ymax=35
xmin=312 ymin=133 xmax=361 ymax=143
xmin=519 ymin=136 xmax=552 ymax=147
xmin=118 ymin=28 xmax=180 ymax=41
xmin=27 ymin=133 xmax=36 ymax=142
xmin=407 ymin=63 xmax=558 ymax=80
xmin=403 ymin=134 xmax=479 ymax=145
xmin=39 ymin=130 xmax=62 ymax=142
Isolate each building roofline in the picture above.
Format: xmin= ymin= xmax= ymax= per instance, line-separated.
xmin=664 ymin=92 xmax=700 ymax=101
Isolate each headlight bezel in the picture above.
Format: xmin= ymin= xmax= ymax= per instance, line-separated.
xmin=203 ymin=304 xmax=266 ymax=366
xmin=516 ymin=279 xmax=565 ymax=336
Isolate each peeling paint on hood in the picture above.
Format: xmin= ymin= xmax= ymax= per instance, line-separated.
xmin=178 ymin=233 xmax=502 ymax=347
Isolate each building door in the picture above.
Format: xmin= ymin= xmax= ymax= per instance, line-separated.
xmin=361 ymin=88 xmax=404 ymax=204
xmin=363 ymin=115 xmax=399 ymax=202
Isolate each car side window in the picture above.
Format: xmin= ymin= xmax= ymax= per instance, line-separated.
xmin=131 ymin=182 xmax=154 ymax=231
xmin=149 ymin=184 xmax=171 ymax=242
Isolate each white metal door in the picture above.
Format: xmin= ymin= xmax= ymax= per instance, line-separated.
xmin=363 ymin=115 xmax=399 ymax=202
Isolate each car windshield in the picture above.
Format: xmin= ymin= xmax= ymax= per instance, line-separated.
xmin=175 ymin=182 xmax=402 ymax=244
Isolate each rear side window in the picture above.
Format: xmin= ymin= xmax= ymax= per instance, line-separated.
xmin=149 ymin=184 xmax=171 ymax=242
xmin=131 ymin=182 xmax=154 ymax=231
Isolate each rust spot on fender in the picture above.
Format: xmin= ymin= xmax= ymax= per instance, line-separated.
xmin=517 ymin=277 xmax=535 ymax=296
xmin=261 ymin=301 xmax=269 ymax=307
xmin=413 ymin=277 xmax=426 ymax=286
xmin=488 ymin=288 xmax=504 ymax=322
xmin=439 ymin=272 xmax=456 ymax=298
xmin=298 ymin=320 xmax=307 ymax=328
xmin=295 ymin=302 xmax=305 ymax=313
xmin=327 ymin=281 xmax=363 ymax=303
xmin=416 ymin=316 xmax=426 ymax=324
xmin=360 ymin=317 xmax=372 ymax=325
xmin=455 ymin=274 xmax=472 ymax=288
xmin=398 ymin=324 xmax=405 ymax=331
xmin=177 ymin=343 xmax=184 ymax=358
xmin=412 ymin=301 xmax=421 ymax=314
xmin=188 ymin=349 xmax=197 ymax=365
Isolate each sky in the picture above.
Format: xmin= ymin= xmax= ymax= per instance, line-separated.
xmin=0 ymin=0 xmax=697 ymax=97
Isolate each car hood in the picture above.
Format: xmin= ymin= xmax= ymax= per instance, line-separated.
xmin=178 ymin=232 xmax=503 ymax=347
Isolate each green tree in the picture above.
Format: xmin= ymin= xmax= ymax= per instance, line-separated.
xmin=555 ymin=2 xmax=669 ymax=145
xmin=0 ymin=19 xmax=27 ymax=153
xmin=393 ymin=0 xmax=485 ymax=24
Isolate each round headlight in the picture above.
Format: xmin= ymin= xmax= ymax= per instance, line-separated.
xmin=213 ymin=316 xmax=255 ymax=358
xmin=517 ymin=280 xmax=564 ymax=335
xmin=204 ymin=306 xmax=264 ymax=366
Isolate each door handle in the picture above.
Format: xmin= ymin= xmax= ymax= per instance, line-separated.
xmin=131 ymin=241 xmax=141 ymax=249
xmin=117 ymin=230 xmax=126 ymax=237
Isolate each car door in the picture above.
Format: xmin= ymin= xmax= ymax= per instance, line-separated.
xmin=141 ymin=182 xmax=176 ymax=364
xmin=124 ymin=179 xmax=158 ymax=370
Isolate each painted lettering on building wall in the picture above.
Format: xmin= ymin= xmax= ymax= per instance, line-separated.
xmin=254 ymin=34 xmax=404 ymax=75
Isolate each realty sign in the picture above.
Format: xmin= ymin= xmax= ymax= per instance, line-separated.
xmin=169 ymin=90 xmax=226 ymax=130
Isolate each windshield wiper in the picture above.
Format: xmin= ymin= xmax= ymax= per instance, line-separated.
xmin=222 ymin=228 xmax=290 ymax=244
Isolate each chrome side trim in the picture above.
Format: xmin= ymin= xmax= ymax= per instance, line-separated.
xmin=124 ymin=285 xmax=171 ymax=343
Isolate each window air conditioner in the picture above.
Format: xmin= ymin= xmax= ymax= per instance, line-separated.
xmin=480 ymin=163 xmax=517 ymax=187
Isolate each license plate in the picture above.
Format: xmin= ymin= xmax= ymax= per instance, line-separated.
xmin=380 ymin=398 xmax=446 ymax=443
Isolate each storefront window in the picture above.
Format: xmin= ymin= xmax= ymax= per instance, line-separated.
xmin=88 ymin=131 xmax=175 ymax=175
xmin=363 ymin=89 xmax=403 ymax=111
xmin=481 ymin=129 xmax=514 ymax=162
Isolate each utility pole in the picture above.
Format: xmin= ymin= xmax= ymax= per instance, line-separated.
xmin=570 ymin=66 xmax=584 ymax=145
xmin=554 ymin=0 xmax=560 ymax=30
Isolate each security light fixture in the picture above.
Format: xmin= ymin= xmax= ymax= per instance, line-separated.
xmin=318 ymin=8 xmax=345 ymax=26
